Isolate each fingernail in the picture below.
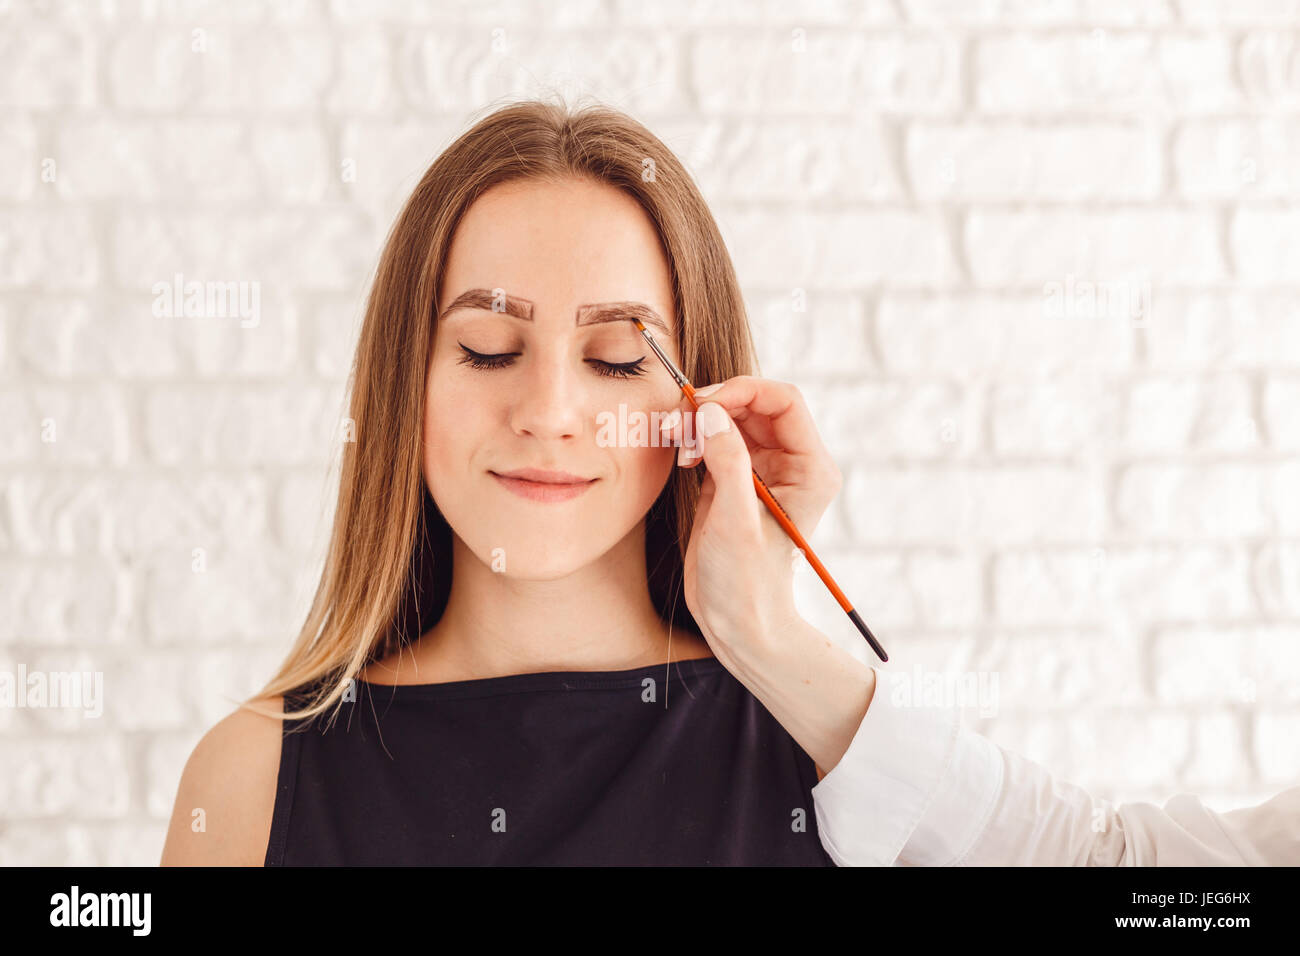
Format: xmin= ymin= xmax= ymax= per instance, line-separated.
xmin=659 ymin=408 xmax=681 ymax=432
xmin=697 ymin=402 xmax=731 ymax=438
xmin=693 ymin=383 xmax=722 ymax=398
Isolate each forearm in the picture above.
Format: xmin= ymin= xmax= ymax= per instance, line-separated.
xmin=726 ymin=614 xmax=876 ymax=774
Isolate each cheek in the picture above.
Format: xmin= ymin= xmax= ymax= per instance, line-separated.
xmin=422 ymin=380 xmax=486 ymax=489
xmin=614 ymin=437 xmax=676 ymax=506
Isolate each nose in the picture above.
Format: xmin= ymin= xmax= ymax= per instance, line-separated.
xmin=507 ymin=348 xmax=587 ymax=441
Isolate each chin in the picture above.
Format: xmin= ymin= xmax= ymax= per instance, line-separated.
xmin=470 ymin=536 xmax=597 ymax=580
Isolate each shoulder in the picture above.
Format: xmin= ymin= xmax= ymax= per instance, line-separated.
xmin=160 ymin=694 xmax=287 ymax=866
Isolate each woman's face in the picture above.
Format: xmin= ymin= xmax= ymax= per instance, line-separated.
xmin=425 ymin=177 xmax=684 ymax=580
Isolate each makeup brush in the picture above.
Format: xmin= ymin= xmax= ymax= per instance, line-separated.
xmin=631 ymin=317 xmax=888 ymax=663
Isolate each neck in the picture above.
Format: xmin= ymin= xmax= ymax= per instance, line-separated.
xmin=400 ymin=522 xmax=705 ymax=682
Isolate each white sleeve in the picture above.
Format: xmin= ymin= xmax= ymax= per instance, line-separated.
xmin=810 ymin=667 xmax=1300 ymax=866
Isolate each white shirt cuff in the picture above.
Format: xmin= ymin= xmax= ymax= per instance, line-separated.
xmin=900 ymin=720 xmax=1004 ymax=865
xmin=810 ymin=666 xmax=963 ymax=865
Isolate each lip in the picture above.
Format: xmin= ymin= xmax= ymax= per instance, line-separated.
xmin=490 ymin=468 xmax=598 ymax=503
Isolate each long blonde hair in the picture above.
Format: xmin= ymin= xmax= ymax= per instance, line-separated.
xmin=245 ymin=96 xmax=759 ymax=726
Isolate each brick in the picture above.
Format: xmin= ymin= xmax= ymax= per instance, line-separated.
xmin=145 ymin=732 xmax=197 ymax=820
xmin=189 ymin=647 xmax=288 ymax=728
xmin=990 ymin=379 xmax=1124 ymax=455
xmin=46 ymin=0 xmax=322 ymax=20
xmin=338 ymin=118 xmax=460 ymax=225
xmin=844 ymin=466 xmax=1103 ymax=544
xmin=807 ymin=378 xmax=978 ymax=460
xmin=972 ymin=629 xmax=1145 ymax=710
xmin=334 ymin=0 xmax=603 ymax=23
xmin=1255 ymin=712 xmax=1300 ymax=783
xmin=748 ymin=291 xmax=874 ymax=379
xmin=17 ymin=298 xmax=124 ymax=378
xmin=966 ymin=210 xmax=1223 ymax=285
xmin=1263 ymin=378 xmax=1300 ymax=450
xmin=0 ymin=558 xmax=126 ymax=645
xmin=0 ymin=25 xmax=95 ymax=109
xmin=14 ymin=291 xmax=298 ymax=380
xmin=111 ymin=211 xmax=376 ymax=293
xmin=1070 ymin=711 xmax=1191 ymax=789
xmin=0 ymin=385 xmax=131 ymax=465
xmin=399 ymin=29 xmax=685 ymax=115
xmin=615 ymin=0 xmax=896 ymax=24
xmin=721 ymin=208 xmax=958 ymax=287
xmin=0 ymin=210 xmax=98 ymax=290
xmin=0 ymin=650 xmax=107 ymax=734
xmin=1122 ymin=374 xmax=1257 ymax=454
xmin=0 ymin=115 xmax=38 ymax=200
xmin=326 ymin=28 xmax=396 ymax=113
xmin=306 ymin=296 xmax=363 ymax=379
xmin=993 ymin=546 xmax=1253 ymax=626
xmin=693 ymin=32 xmax=959 ymax=113
xmin=1116 ymin=463 xmax=1298 ymax=537
xmin=1153 ymin=626 xmax=1300 ymax=705
xmin=877 ymin=293 xmax=1135 ymax=380
xmin=142 ymin=384 xmax=344 ymax=465
xmin=1239 ymin=32 xmax=1300 ymax=108
xmin=5 ymin=474 xmax=269 ymax=555
xmin=140 ymin=545 xmax=300 ymax=644
xmin=1254 ymin=543 xmax=1300 ymax=618
xmin=1181 ymin=712 xmax=1252 ymax=790
xmin=101 ymin=653 xmax=195 ymax=731
xmin=1229 ymin=207 xmax=1300 ymax=282
xmin=274 ymin=470 xmax=340 ymax=553
xmin=109 ymin=27 xmax=332 ymax=111
xmin=1141 ymin=293 xmax=1300 ymax=370
xmin=1179 ymin=0 xmax=1300 ymax=23
xmin=0 ymin=735 xmax=130 ymax=819
xmin=905 ymin=0 xmax=1172 ymax=23
xmin=1174 ymin=119 xmax=1300 ymax=199
xmin=908 ymin=123 xmax=1161 ymax=201
xmin=56 ymin=119 xmax=330 ymax=203
xmin=976 ymin=33 xmax=1238 ymax=113
xmin=0 ymin=822 xmax=168 ymax=866
xmin=654 ymin=116 xmax=902 ymax=202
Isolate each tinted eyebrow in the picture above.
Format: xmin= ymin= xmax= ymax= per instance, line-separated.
xmin=438 ymin=288 xmax=672 ymax=336
xmin=576 ymin=301 xmax=672 ymax=336
xmin=438 ymin=288 xmax=533 ymax=321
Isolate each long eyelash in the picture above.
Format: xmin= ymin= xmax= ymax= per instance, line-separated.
xmin=589 ymin=357 xmax=647 ymax=379
xmin=456 ymin=344 xmax=647 ymax=379
xmin=457 ymin=345 xmax=517 ymax=370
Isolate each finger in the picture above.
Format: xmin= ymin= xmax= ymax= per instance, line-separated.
xmin=690 ymin=376 xmax=827 ymax=456
xmin=678 ymin=429 xmax=703 ymax=467
xmin=693 ymin=401 xmax=761 ymax=533
xmin=671 ymin=388 xmax=763 ymax=455
xmin=668 ymin=408 xmax=700 ymax=467
xmin=658 ymin=407 xmax=682 ymax=448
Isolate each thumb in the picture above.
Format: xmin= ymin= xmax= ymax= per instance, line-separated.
xmin=693 ymin=402 xmax=761 ymax=534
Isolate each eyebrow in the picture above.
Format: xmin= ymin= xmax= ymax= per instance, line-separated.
xmin=437 ymin=288 xmax=672 ymax=336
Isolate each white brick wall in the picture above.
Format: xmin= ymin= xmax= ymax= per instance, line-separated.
xmin=1 ymin=0 xmax=1297 ymax=865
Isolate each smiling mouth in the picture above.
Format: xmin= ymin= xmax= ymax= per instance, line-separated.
xmin=489 ymin=470 xmax=598 ymax=503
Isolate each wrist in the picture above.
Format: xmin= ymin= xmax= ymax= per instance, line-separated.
xmin=727 ymin=613 xmax=878 ymax=774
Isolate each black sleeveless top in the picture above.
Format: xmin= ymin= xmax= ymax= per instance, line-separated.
xmin=265 ymin=655 xmax=836 ymax=866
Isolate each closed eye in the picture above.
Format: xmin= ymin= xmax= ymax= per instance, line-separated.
xmin=456 ymin=344 xmax=647 ymax=379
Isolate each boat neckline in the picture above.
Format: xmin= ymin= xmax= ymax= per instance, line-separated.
xmin=347 ymin=654 xmax=726 ymax=699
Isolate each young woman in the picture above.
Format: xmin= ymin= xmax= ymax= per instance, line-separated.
xmin=161 ymin=98 xmax=1298 ymax=867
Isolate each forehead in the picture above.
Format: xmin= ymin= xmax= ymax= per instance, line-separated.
xmin=439 ymin=178 xmax=676 ymax=333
